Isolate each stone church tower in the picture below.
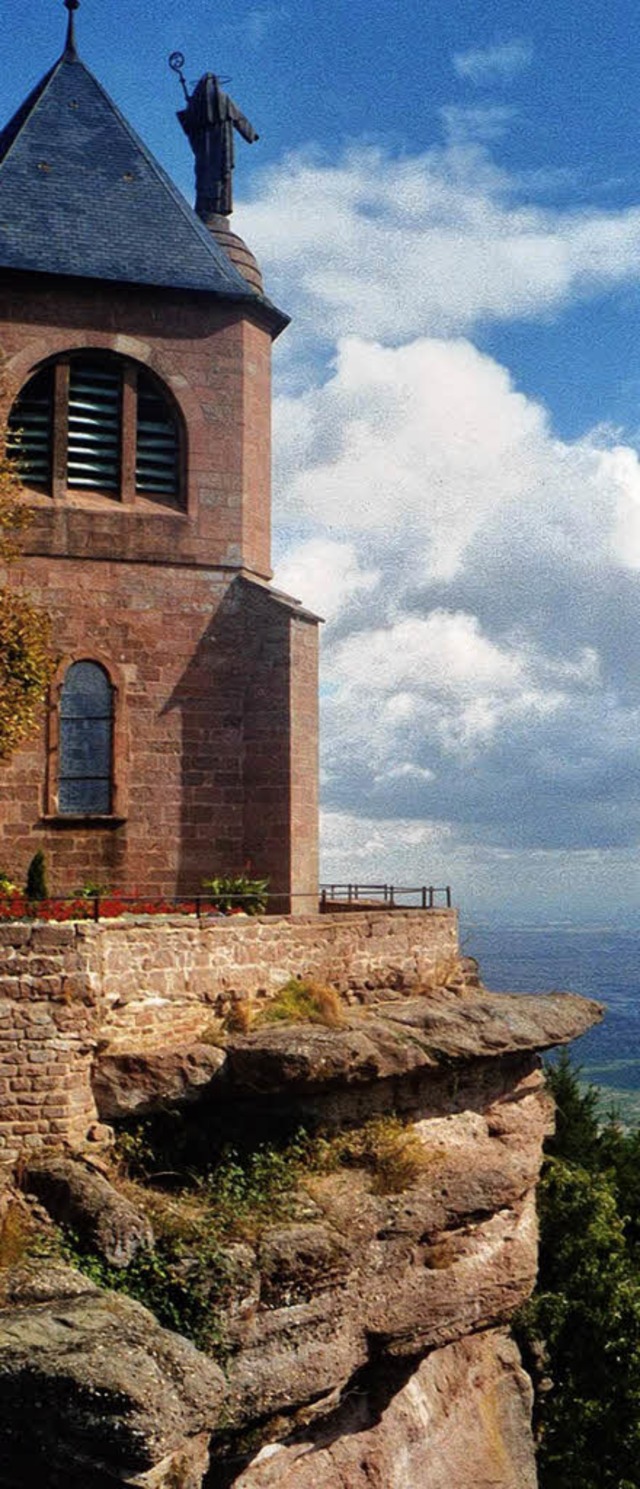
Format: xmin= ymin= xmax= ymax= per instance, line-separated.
xmin=0 ymin=7 xmax=319 ymax=909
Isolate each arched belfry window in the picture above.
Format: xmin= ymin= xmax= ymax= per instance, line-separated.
xmin=58 ymin=661 xmax=114 ymax=815
xmin=8 ymin=354 xmax=183 ymax=507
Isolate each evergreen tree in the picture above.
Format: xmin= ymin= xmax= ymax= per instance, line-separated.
xmin=519 ymin=1052 xmax=640 ymax=1488
xmin=545 ymin=1048 xmax=602 ymax=1167
xmin=25 ymin=849 xmax=47 ymax=901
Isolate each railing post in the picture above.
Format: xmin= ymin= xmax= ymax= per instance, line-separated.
xmin=389 ymin=884 xmax=395 ymax=906
xmin=93 ymin=895 xmax=100 ymax=922
xmin=196 ymin=896 xmax=202 ymax=920
xmin=421 ymin=886 xmax=427 ymax=909
xmin=446 ymin=886 xmax=451 ymax=908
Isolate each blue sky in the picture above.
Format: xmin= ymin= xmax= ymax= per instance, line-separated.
xmin=6 ymin=0 xmax=640 ymax=925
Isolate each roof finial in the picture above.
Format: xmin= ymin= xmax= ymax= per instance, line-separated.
xmin=64 ymin=0 xmax=80 ymax=58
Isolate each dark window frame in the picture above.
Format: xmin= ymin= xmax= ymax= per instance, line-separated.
xmin=58 ymin=660 xmax=114 ymax=817
xmin=43 ymin=654 xmax=128 ymax=826
xmin=8 ymin=352 xmax=186 ymax=510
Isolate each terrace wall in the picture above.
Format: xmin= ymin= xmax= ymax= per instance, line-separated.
xmin=0 ymin=908 xmax=458 ymax=1171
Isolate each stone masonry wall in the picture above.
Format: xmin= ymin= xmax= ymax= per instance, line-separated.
xmin=0 ymin=909 xmax=458 ymax=1172
xmin=0 ymin=923 xmax=98 ymax=1173
xmin=0 ymin=568 xmax=318 ymax=901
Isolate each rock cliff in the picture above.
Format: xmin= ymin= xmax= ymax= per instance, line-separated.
xmin=0 ymin=969 xmax=601 ymax=1488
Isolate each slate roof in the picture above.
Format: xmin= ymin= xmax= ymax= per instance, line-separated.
xmin=0 ymin=46 xmax=287 ymax=330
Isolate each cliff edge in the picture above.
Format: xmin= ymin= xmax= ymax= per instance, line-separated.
xmin=0 ymin=959 xmax=602 ymax=1488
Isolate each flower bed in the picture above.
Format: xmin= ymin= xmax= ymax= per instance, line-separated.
xmin=0 ymin=894 xmax=213 ymax=923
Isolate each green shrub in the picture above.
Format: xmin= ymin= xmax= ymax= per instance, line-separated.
xmin=115 ymin=1123 xmax=310 ymax=1243
xmin=0 ymin=872 xmax=17 ymax=896
xmin=74 ymin=879 xmax=108 ymax=899
xmin=201 ymin=872 xmax=268 ymax=915
xmin=56 ymin=1136 xmax=315 ymax=1353
xmin=59 ymin=1219 xmax=230 ymax=1354
xmin=545 ymin=1048 xmax=602 ymax=1168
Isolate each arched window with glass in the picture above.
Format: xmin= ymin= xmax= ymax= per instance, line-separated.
xmin=7 ymin=353 xmax=184 ymax=508
xmin=58 ymin=661 xmax=114 ymax=815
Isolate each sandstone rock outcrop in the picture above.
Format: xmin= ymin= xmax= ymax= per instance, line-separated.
xmin=0 ymin=1265 xmax=225 ymax=1487
xmin=217 ymin=1069 xmax=550 ymax=1429
xmin=93 ymin=986 xmax=602 ymax=1121
xmin=232 ymin=1329 xmax=537 ymax=1489
xmin=1 ymin=978 xmax=602 ymax=1487
xmin=25 ymin=1157 xmax=154 ymax=1267
xmin=93 ymin=1042 xmax=226 ymax=1121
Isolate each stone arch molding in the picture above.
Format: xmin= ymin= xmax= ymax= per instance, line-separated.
xmin=4 ymin=333 xmax=195 ymax=425
xmin=4 ymin=338 xmax=201 ymax=514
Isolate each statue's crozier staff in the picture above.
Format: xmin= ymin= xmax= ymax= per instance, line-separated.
xmin=175 ymin=68 xmax=259 ymax=219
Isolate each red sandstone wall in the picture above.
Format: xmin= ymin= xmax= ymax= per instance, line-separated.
xmin=0 ymin=562 xmax=242 ymax=893
xmin=289 ymin=612 xmax=320 ymax=913
xmin=0 ymin=571 xmax=318 ymax=901
xmin=240 ymin=319 xmax=272 ymax=577
xmin=96 ymin=908 xmax=459 ymax=1043
xmin=0 ymin=274 xmax=320 ymax=903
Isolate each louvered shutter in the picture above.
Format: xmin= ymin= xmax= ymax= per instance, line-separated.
xmin=136 ymin=372 xmax=179 ymax=498
xmin=67 ymin=360 xmax=121 ymax=491
xmin=7 ymin=366 xmax=54 ymax=489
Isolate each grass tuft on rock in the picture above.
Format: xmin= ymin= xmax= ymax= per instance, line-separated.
xmin=259 ymin=977 xmax=345 ymax=1030
xmin=312 ymin=1115 xmax=433 ymax=1194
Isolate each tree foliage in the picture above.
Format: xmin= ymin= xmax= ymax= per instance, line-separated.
xmin=517 ymin=1051 xmax=640 ymax=1489
xmin=0 ymin=415 xmax=52 ymax=758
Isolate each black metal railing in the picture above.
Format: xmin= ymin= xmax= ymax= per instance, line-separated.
xmin=0 ymin=884 xmax=453 ymax=924
xmin=319 ymin=883 xmax=452 ymax=910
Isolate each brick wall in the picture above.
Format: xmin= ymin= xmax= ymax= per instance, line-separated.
xmin=0 ymin=909 xmax=458 ymax=1171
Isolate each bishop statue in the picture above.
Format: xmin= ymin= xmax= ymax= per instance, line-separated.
xmin=176 ymin=70 xmax=259 ymax=220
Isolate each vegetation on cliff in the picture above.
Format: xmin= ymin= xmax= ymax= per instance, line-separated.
xmin=15 ymin=1112 xmax=430 ymax=1355
xmin=518 ymin=1051 xmax=640 ymax=1489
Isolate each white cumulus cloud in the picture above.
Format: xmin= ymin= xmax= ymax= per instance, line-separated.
xmin=238 ymin=141 xmax=640 ymax=359
xmin=272 ymin=335 xmax=640 ymax=860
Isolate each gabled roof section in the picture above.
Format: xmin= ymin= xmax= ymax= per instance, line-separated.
xmin=0 ymin=50 xmax=287 ymax=330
